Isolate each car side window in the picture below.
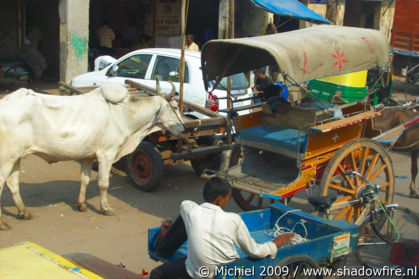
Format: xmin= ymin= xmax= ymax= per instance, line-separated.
xmin=151 ymin=56 xmax=189 ymax=83
xmin=114 ymin=54 xmax=152 ymax=79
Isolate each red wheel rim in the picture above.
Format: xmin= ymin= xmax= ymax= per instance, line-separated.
xmin=131 ymin=151 xmax=152 ymax=181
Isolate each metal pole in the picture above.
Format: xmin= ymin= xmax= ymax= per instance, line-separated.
xmin=153 ymin=0 xmax=157 ymax=47
xmin=179 ymin=0 xmax=186 ymax=115
xmin=226 ymin=0 xmax=234 ymax=143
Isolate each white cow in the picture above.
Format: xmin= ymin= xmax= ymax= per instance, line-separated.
xmin=0 ymin=82 xmax=184 ymax=229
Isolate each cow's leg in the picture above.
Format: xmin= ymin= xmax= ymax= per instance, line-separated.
xmin=410 ymin=150 xmax=418 ymax=198
xmin=0 ymin=160 xmax=18 ymax=230
xmin=97 ymin=155 xmax=114 ymax=216
xmin=6 ymin=160 xmax=31 ymax=220
xmin=77 ymin=159 xmax=93 ymax=212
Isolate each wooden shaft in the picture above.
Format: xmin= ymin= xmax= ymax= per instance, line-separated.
xmin=57 ymin=81 xmax=84 ymax=95
xmin=125 ymin=79 xmax=158 ymax=95
xmin=182 ymin=99 xmax=224 ymax=118
xmin=179 ymin=0 xmax=186 ymax=115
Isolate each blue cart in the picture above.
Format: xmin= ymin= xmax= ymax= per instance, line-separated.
xmin=148 ymin=202 xmax=358 ymax=278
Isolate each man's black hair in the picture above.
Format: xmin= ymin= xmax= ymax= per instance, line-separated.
xmin=203 ymin=177 xmax=232 ymax=202
xmin=254 ymin=67 xmax=266 ymax=74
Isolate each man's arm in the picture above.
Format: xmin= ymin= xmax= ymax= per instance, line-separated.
xmin=272 ymin=233 xmax=294 ymax=248
xmin=235 ymin=218 xmax=293 ymax=259
xmin=180 ymin=200 xmax=198 ymax=218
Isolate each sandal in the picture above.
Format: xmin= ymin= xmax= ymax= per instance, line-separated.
xmin=153 ymin=218 xmax=173 ymax=250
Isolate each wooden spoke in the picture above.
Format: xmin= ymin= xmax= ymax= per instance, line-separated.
xmin=338 ymin=164 xmax=356 ymax=189
xmin=350 ymin=151 xmax=358 ymax=172
xmin=379 ymin=182 xmax=390 ymax=189
xmin=246 ymin=193 xmax=255 ymax=203
xmin=335 ymin=196 xmax=353 ymax=204
xmin=329 ymin=183 xmax=356 ymax=195
xmin=359 ymin=147 xmax=370 ymax=175
xmin=350 ymin=151 xmax=361 ymax=185
xmin=368 ymin=165 xmax=386 ymax=182
xmin=364 ymin=153 xmax=380 ymax=180
xmin=346 ymin=207 xmax=355 ymax=222
xmin=320 ymin=139 xmax=394 ymax=224
xmin=335 ymin=207 xmax=351 ymax=220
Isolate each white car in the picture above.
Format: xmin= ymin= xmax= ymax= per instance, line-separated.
xmin=71 ymin=48 xmax=253 ymax=117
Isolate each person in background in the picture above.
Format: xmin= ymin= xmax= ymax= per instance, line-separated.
xmin=150 ymin=177 xmax=294 ymax=279
xmin=185 ymin=34 xmax=199 ymax=51
xmin=27 ymin=24 xmax=42 ymax=50
xmin=96 ymin=19 xmax=115 ymax=57
xmin=131 ymin=34 xmax=151 ymax=50
xmin=265 ymin=23 xmax=278 ymax=35
xmin=201 ymin=24 xmax=213 ymax=46
xmin=253 ymin=67 xmax=273 ymax=98
xmin=122 ymin=19 xmax=139 ymax=48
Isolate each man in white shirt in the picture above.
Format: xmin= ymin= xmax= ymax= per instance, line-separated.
xmin=185 ymin=34 xmax=199 ymax=52
xmin=150 ymin=177 xmax=294 ymax=279
xmin=96 ymin=19 xmax=115 ymax=57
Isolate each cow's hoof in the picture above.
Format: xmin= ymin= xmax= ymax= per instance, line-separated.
xmin=77 ymin=203 xmax=87 ymax=212
xmin=410 ymin=190 xmax=419 ymax=199
xmin=18 ymin=210 xmax=33 ymax=220
xmin=102 ymin=208 xmax=115 ymax=216
xmin=0 ymin=222 xmax=11 ymax=230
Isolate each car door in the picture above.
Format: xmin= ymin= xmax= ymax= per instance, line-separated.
xmin=103 ymin=53 xmax=154 ymax=86
xmin=149 ymin=55 xmax=195 ymax=101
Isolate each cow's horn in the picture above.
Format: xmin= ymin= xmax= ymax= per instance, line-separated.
xmin=155 ymin=77 xmax=162 ymax=96
xmin=168 ymin=81 xmax=176 ymax=100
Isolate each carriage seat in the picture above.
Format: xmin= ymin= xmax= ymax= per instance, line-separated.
xmin=238 ymin=125 xmax=307 ymax=155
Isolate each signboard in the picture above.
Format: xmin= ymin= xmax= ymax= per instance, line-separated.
xmin=332 ymin=233 xmax=351 ymax=258
xmin=155 ymin=0 xmax=181 ymax=35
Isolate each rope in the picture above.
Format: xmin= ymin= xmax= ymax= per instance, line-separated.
xmin=267 ymin=209 xmax=309 ymax=245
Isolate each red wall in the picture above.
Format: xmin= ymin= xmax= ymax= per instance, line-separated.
xmin=391 ymin=0 xmax=419 ymax=52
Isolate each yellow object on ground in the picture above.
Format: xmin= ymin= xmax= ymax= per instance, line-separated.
xmin=319 ymin=70 xmax=367 ymax=87
xmin=0 ymin=242 xmax=103 ymax=279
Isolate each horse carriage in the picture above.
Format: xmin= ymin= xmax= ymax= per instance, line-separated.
xmin=199 ymin=25 xmax=418 ymax=224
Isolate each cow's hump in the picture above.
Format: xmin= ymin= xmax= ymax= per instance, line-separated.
xmin=100 ymin=83 xmax=128 ymax=104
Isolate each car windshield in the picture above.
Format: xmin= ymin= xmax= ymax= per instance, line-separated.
xmin=209 ymin=73 xmax=248 ymax=91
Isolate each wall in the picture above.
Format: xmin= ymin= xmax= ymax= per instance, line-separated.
xmin=300 ymin=1 xmax=327 ymax=29
xmin=233 ymin=0 xmax=272 ymax=38
xmin=343 ymin=0 xmax=362 ymax=27
xmin=27 ymin=0 xmax=60 ymax=80
xmin=378 ymin=0 xmax=396 ymax=41
xmin=326 ymin=0 xmax=346 ymax=25
xmin=0 ymin=2 xmax=19 ymax=60
xmin=59 ymin=0 xmax=90 ymax=83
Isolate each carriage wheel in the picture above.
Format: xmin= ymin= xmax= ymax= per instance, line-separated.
xmin=232 ymin=189 xmax=283 ymax=211
xmin=319 ymin=139 xmax=394 ymax=223
xmin=126 ymin=141 xmax=164 ymax=192
xmin=190 ymin=135 xmax=224 ymax=175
